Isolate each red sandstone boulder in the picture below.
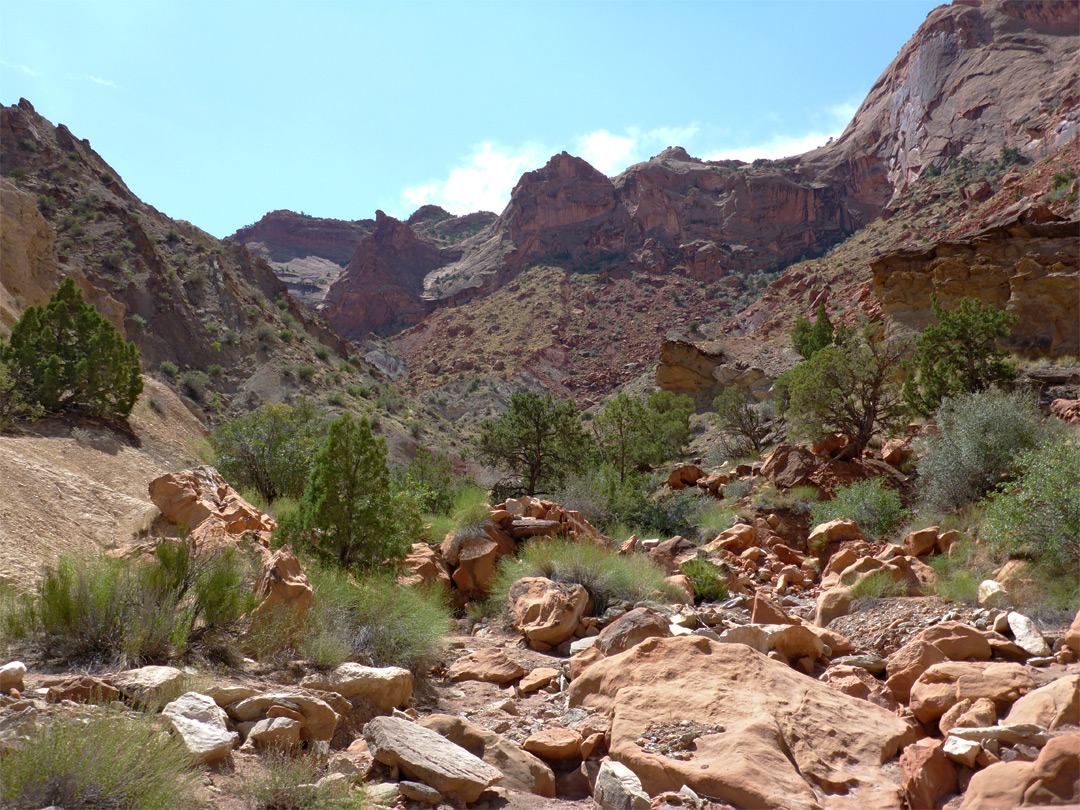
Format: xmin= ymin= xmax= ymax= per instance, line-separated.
xmin=900 ymin=738 xmax=957 ymax=810
xmin=507 ymin=577 xmax=589 ymax=647
xmin=256 ymin=545 xmax=313 ymax=620
xmin=958 ymin=733 xmax=1080 ymax=809
xmin=595 ymin=607 xmax=671 ymax=657
xmin=149 ymin=466 xmax=275 ymax=547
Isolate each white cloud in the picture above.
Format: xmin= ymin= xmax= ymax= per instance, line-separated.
xmin=2 ymin=62 xmax=40 ymax=77
xmin=398 ymin=123 xmax=704 ymax=216
xmin=401 ymin=141 xmax=546 ymax=215
xmin=86 ymin=75 xmax=121 ymax=88
xmin=703 ymin=131 xmax=838 ymax=163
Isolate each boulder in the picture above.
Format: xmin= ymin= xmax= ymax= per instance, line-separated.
xmin=703 ymin=523 xmax=756 ymax=555
xmin=148 ymin=466 xmax=275 ymax=547
xmin=300 ymin=664 xmax=412 ymax=712
xmin=648 ymin=536 xmax=699 ymax=574
xmin=418 ymin=714 xmax=555 ymax=797
xmin=1006 ymin=612 xmax=1051 ymax=657
xmin=901 ymin=527 xmax=939 ymax=557
xmin=162 ymin=692 xmax=239 ymax=764
xmin=508 ymin=577 xmax=589 ymax=646
xmin=940 ymin=698 xmax=997 ymax=735
xmin=364 ymin=715 xmax=503 ymax=803
xmin=807 ymin=519 xmax=864 ymax=553
xmin=900 ymin=738 xmax=956 ymax=810
xmin=226 ymin=692 xmax=338 ymax=742
xmin=814 ymin=586 xmax=853 ymax=627
xmin=881 ymin=437 xmax=913 ymax=468
xmin=958 ymin=733 xmax=1080 ymax=809
xmin=112 ymin=665 xmax=185 ymax=706
xmin=667 ymin=465 xmax=705 ymax=490
xmin=523 ymin=727 xmax=583 ymax=761
xmin=519 ymin=667 xmax=560 ymax=694
xmin=46 ymin=676 xmax=120 ymax=704
xmin=885 ymin=640 xmax=950 ymax=705
xmin=244 ymin=716 xmax=301 ymax=751
xmin=594 ymin=759 xmax=651 ymax=810
xmin=760 ymin=444 xmax=817 ymax=488
xmin=399 ymin=543 xmax=452 ymax=592
xmin=595 ymin=607 xmax=671 ymax=657
xmin=1063 ymin=610 xmax=1080 ymax=656
xmin=567 ymin=636 xmax=917 ymax=810
xmin=942 ymin=734 xmax=981 ymax=768
xmin=0 ymin=661 xmax=26 ymax=692
xmin=750 ymin=594 xmax=795 ymax=625
xmin=256 ymin=545 xmax=313 ymax=619
xmin=977 ymin=580 xmax=1011 ymax=609
xmin=447 ymin=648 xmax=525 ymax=684
xmin=1005 ymin=674 xmax=1080 ymax=730
xmin=717 ymin=623 xmax=825 ymax=662
xmin=450 ymin=534 xmax=500 ymax=597
xmin=821 ymin=665 xmax=900 ymax=712
xmin=909 ymin=662 xmax=1038 ymax=724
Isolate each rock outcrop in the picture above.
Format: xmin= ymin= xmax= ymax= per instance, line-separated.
xmin=872 ymin=208 xmax=1079 ymax=357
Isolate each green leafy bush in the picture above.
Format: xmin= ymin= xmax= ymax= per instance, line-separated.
xmin=296 ymin=364 xmax=317 ymax=382
xmin=928 ymin=539 xmax=983 ymax=604
xmin=711 ymin=388 xmax=772 ymax=457
xmin=904 ymin=294 xmax=1019 ymax=416
xmin=280 ymin=414 xmax=420 ymax=569
xmin=811 ymin=477 xmax=905 ymax=540
xmin=159 ymin=360 xmax=179 ymax=377
xmin=177 ymin=369 xmax=209 ymax=402
xmin=393 ymin=446 xmax=472 ymax=516
xmin=1 ymin=709 xmax=201 ymax=810
xmin=1 ymin=278 xmax=143 ymax=419
xmin=982 ymin=435 xmax=1080 ymax=590
xmin=680 ymin=558 xmax=729 ymax=603
xmin=918 ymin=389 xmax=1044 ymax=511
xmin=790 ymin=300 xmax=843 ymax=360
xmin=850 ymin=570 xmax=908 ymax=600
xmin=212 ymin=400 xmax=323 ymax=503
xmin=486 ymin=538 xmax=678 ymax=617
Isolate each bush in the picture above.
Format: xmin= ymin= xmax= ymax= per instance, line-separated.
xmin=297 ymin=562 xmax=450 ymax=673
xmin=790 ymin=300 xmax=841 ymax=360
xmin=680 ymin=558 xmax=729 ymax=603
xmin=711 ymin=388 xmax=771 ymax=457
xmin=690 ymin=500 xmax=735 ymax=540
xmin=982 ymin=435 xmax=1080 ymax=588
xmin=1 ymin=278 xmax=143 ymax=419
xmin=296 ymin=364 xmax=317 ymax=382
xmin=486 ymin=538 xmax=678 ymax=617
xmin=810 ymin=477 xmax=905 ymax=540
xmin=904 ymin=294 xmax=1019 ymax=416
xmin=212 ymin=400 xmax=324 ymax=503
xmin=785 ymin=325 xmax=910 ymax=453
xmin=314 ymin=345 xmax=332 ymax=361
xmin=247 ymin=750 xmax=367 ymax=810
xmin=159 ymin=360 xmax=179 ymax=377
xmin=928 ymin=539 xmax=983 ymax=604
xmin=1 ymin=709 xmax=201 ymax=810
xmin=177 ymin=369 xmax=209 ymax=402
xmin=918 ymin=389 xmax=1044 ymax=511
xmin=393 ymin=446 xmax=472 ymax=516
xmin=255 ymin=323 xmax=276 ymax=342
xmin=5 ymin=544 xmax=256 ymax=666
xmin=281 ymin=414 xmax=420 ymax=569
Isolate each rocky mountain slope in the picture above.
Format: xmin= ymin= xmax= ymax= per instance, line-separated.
xmin=233 ymin=0 xmax=1078 ymax=407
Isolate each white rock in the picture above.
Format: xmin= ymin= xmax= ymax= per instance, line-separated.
xmin=243 ymin=716 xmax=302 ymax=751
xmin=1007 ymin=612 xmax=1051 ymax=657
xmin=977 ymin=580 xmax=1011 ymax=609
xmin=0 ymin=661 xmax=26 ymax=692
xmin=301 ymin=663 xmax=412 ymax=712
xmin=942 ymin=735 xmax=980 ymax=767
xmin=569 ymin=636 xmax=599 ymax=655
xmin=162 ymin=692 xmax=238 ymax=764
xmin=112 ymin=665 xmax=184 ymax=705
xmin=594 ymin=759 xmax=651 ymax=810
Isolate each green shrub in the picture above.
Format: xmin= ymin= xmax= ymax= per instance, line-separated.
xmin=487 ymin=538 xmax=678 ymax=616
xmin=326 ymin=390 xmax=347 ymax=407
xmin=279 ymin=328 xmax=295 ymax=343
xmin=982 ymin=435 xmax=1080 ymax=591
xmin=177 ymin=369 xmax=209 ymax=402
xmin=711 ymin=388 xmax=772 ymax=458
xmin=7 ymin=544 xmax=256 ymax=666
xmin=1 ymin=709 xmax=201 ymax=810
xmin=393 ymin=446 xmax=472 ymax=516
xmin=206 ymin=363 xmax=222 ymax=377
xmin=212 ymin=400 xmax=323 ymax=503
xmin=928 ymin=539 xmax=983 ymax=604
xmin=296 ymin=364 xmax=317 ymax=382
xmin=691 ymin=500 xmax=735 ymax=539
xmin=680 ymin=558 xmax=729 ymax=603
xmin=314 ymin=345 xmax=331 ymax=361
xmin=159 ymin=360 xmax=179 ymax=377
xmin=1 ymin=278 xmax=143 ymax=419
xmin=37 ymin=194 xmax=57 ymax=213
xmin=255 ymin=323 xmax=276 ymax=342
xmin=722 ymin=478 xmax=753 ymax=501
xmin=918 ymin=389 xmax=1044 ymax=511
xmin=811 ymin=477 xmax=905 ymax=540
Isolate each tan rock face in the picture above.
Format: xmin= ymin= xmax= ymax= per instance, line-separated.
xmin=595 ymin=607 xmax=671 ymax=657
xmin=1005 ymin=674 xmax=1080 ymax=730
xmin=909 ymin=661 xmax=1037 ymax=724
xmin=148 ymin=466 xmax=275 ymax=548
xmin=900 ymin=738 xmax=956 ymax=810
xmin=399 ymin=543 xmax=452 ymax=593
xmin=0 ymin=180 xmax=60 ymax=332
xmin=872 ymin=213 xmax=1079 ymax=358
xmin=256 ymin=545 xmax=313 ymax=620
xmin=507 ymin=577 xmax=589 ymax=647
xmin=568 ymin=636 xmax=917 ymax=810
xmin=447 ymin=648 xmax=525 ymax=685
xmin=958 ymin=732 xmax=1080 ymax=810
xmin=522 ymin=727 xmax=583 ymax=761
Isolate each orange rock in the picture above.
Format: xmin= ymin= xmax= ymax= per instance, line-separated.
xmin=149 ymin=466 xmax=275 ymax=548
xmin=508 ymin=577 xmax=589 ymax=647
xmin=523 ymin=727 xmax=582 ymax=761
xmin=256 ymin=544 xmax=313 ymax=620
xmin=667 ymin=465 xmax=705 ymax=490
xmin=900 ymin=738 xmax=956 ymax=810
xmin=398 ymin=543 xmax=451 ymax=593
xmin=595 ymin=607 xmax=671 ymax=657
xmin=958 ymin=733 xmax=1080 ymax=809
xmin=447 ymin=648 xmax=525 ymax=684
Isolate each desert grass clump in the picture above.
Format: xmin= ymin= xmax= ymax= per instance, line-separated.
xmin=298 ymin=561 xmax=450 ymax=673
xmin=680 ymin=558 xmax=729 ymax=604
xmin=690 ymin=501 xmax=736 ymax=540
xmin=246 ymin=749 xmax=367 ymax=810
xmin=927 ymin=539 xmax=984 ymax=605
xmin=487 ymin=538 xmax=679 ymax=617
xmin=810 ymin=477 xmax=905 ymax=540
xmin=0 ymin=709 xmax=201 ymax=810
xmin=850 ymin=570 xmax=908 ymax=601
xmin=6 ymin=543 xmax=256 ymax=666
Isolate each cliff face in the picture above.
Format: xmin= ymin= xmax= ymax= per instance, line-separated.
xmin=872 ymin=207 xmax=1080 ymax=357
xmin=229 ymin=210 xmax=374 ymax=306
xmin=317 ymin=1 xmax=1077 ymax=344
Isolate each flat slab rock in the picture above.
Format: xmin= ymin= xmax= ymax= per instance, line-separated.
xmin=363 ymin=715 xmax=503 ymax=803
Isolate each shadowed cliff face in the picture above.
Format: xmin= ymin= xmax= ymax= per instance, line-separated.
xmin=317 ymin=1 xmax=1077 ymax=342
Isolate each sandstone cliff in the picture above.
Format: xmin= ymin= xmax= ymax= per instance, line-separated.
xmin=872 ymin=206 xmax=1079 ymax=357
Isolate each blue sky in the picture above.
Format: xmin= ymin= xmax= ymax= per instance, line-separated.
xmin=2 ymin=1 xmax=940 ymax=238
